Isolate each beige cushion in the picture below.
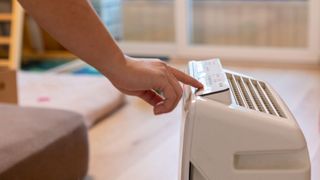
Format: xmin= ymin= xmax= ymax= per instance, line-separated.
xmin=0 ymin=104 xmax=88 ymax=180
xmin=18 ymin=72 xmax=125 ymax=127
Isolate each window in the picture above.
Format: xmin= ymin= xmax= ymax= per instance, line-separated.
xmin=191 ymin=0 xmax=308 ymax=48
xmin=93 ymin=0 xmax=174 ymax=42
xmin=93 ymin=0 xmax=320 ymax=63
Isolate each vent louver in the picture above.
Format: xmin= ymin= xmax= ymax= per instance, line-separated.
xmin=227 ymin=73 xmax=286 ymax=118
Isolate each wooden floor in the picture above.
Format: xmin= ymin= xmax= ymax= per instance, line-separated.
xmin=87 ymin=64 xmax=320 ymax=180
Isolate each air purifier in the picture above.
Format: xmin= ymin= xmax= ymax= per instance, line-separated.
xmin=179 ymin=59 xmax=312 ymax=180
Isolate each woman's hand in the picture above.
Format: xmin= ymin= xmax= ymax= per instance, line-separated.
xmin=106 ymin=56 xmax=203 ymax=115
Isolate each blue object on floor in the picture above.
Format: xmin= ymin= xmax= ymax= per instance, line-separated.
xmin=72 ymin=66 xmax=101 ymax=75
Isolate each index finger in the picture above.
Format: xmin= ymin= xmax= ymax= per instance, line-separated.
xmin=168 ymin=66 xmax=203 ymax=89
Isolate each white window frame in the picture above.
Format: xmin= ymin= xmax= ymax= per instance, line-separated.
xmin=119 ymin=0 xmax=320 ymax=64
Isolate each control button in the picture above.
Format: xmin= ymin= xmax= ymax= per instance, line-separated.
xmin=196 ymin=72 xmax=206 ymax=79
xmin=196 ymin=64 xmax=204 ymax=73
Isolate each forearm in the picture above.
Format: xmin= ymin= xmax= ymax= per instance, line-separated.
xmin=18 ymin=0 xmax=125 ymax=76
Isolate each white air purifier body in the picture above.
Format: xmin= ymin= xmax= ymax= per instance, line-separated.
xmin=179 ymin=59 xmax=313 ymax=180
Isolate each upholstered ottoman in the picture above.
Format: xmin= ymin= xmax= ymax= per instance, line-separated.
xmin=0 ymin=104 xmax=89 ymax=180
xmin=19 ymin=72 xmax=125 ymax=127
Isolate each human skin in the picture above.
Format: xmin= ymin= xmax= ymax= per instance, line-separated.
xmin=18 ymin=0 xmax=203 ymax=115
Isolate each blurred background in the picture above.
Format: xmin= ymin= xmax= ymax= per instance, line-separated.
xmin=1 ymin=0 xmax=313 ymax=70
xmin=101 ymin=0 xmax=308 ymax=47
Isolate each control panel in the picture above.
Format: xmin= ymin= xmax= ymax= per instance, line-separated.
xmin=189 ymin=59 xmax=229 ymax=93
xmin=188 ymin=59 xmax=231 ymax=104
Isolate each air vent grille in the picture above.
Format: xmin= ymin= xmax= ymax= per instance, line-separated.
xmin=227 ymin=73 xmax=286 ymax=118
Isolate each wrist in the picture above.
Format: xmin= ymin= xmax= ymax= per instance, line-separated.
xmin=100 ymin=50 xmax=127 ymax=78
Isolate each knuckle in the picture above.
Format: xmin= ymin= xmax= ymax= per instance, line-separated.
xmin=156 ymin=60 xmax=167 ymax=67
xmin=159 ymin=66 xmax=167 ymax=72
xmin=158 ymin=71 xmax=167 ymax=79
